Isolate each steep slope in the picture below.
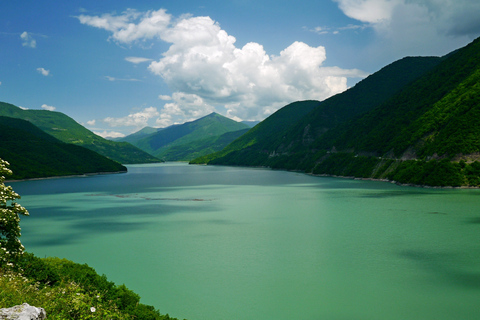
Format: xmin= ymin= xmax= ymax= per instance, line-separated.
xmin=123 ymin=112 xmax=250 ymax=160
xmin=194 ymin=56 xmax=441 ymax=167
xmin=0 ymin=116 xmax=126 ymax=180
xmin=0 ymin=102 xmax=159 ymax=164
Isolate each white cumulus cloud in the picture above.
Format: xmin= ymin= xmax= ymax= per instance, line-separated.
xmin=37 ymin=67 xmax=50 ymax=76
xmin=20 ymin=31 xmax=36 ymax=48
xmin=79 ymin=9 xmax=367 ymax=126
xmin=77 ymin=9 xmax=170 ymax=44
xmin=41 ymin=104 xmax=56 ymax=111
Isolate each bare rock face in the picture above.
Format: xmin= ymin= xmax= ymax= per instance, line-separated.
xmin=0 ymin=303 xmax=46 ymax=320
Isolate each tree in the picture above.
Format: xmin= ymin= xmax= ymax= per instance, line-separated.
xmin=0 ymin=158 xmax=29 ymax=267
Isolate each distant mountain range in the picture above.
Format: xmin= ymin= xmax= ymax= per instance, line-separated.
xmin=116 ymin=112 xmax=250 ymax=161
xmin=0 ymin=102 xmax=159 ymax=164
xmin=192 ymin=37 xmax=480 ymax=187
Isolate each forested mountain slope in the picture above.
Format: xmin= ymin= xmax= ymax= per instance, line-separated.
xmin=193 ymin=37 xmax=480 ymax=187
xmin=0 ymin=116 xmax=126 ymax=180
xmin=0 ymin=102 xmax=159 ymax=164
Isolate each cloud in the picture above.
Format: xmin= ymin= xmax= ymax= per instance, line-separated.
xmin=20 ymin=31 xmax=36 ymax=48
xmin=79 ymin=9 xmax=367 ymax=126
xmin=333 ymin=0 xmax=401 ymax=23
xmin=105 ymin=76 xmax=140 ymax=82
xmin=158 ymin=95 xmax=172 ymax=100
xmin=37 ymin=67 xmax=50 ymax=76
xmin=87 ymin=119 xmax=96 ymax=126
xmin=334 ymin=0 xmax=480 ymax=59
xmin=125 ymin=56 xmax=153 ymax=64
xmin=94 ymin=131 xmax=126 ymax=139
xmin=103 ymin=106 xmax=160 ymax=128
xmin=77 ymin=9 xmax=170 ymax=43
xmin=306 ymin=24 xmax=367 ymax=35
xmin=41 ymin=104 xmax=56 ymax=111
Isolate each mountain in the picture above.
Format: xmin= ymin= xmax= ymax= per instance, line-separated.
xmin=192 ymin=37 xmax=480 ymax=187
xmin=0 ymin=116 xmax=126 ymax=180
xmin=119 ymin=112 xmax=250 ymax=161
xmin=0 ymin=102 xmax=159 ymax=164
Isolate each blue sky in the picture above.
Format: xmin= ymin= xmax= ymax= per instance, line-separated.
xmin=1 ymin=0 xmax=480 ymax=138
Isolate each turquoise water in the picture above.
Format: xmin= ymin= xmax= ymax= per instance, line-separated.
xmin=12 ymin=163 xmax=480 ymax=320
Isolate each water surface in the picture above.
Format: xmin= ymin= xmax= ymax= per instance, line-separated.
xmin=13 ymin=163 xmax=480 ymax=320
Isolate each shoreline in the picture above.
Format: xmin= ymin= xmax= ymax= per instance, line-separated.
xmin=191 ymin=162 xmax=480 ymax=189
xmin=5 ymin=170 xmax=127 ymax=183
xmin=309 ymin=172 xmax=480 ymax=189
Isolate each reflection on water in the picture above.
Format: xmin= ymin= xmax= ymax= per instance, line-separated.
xmin=13 ymin=163 xmax=480 ymax=320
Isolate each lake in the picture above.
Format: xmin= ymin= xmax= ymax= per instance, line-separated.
xmin=12 ymin=163 xmax=480 ymax=320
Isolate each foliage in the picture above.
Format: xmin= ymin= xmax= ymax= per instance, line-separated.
xmin=0 ymin=259 xmax=181 ymax=320
xmin=0 ymin=159 xmax=28 ymax=266
xmin=0 ymin=102 xmax=159 ymax=164
xmin=386 ymin=159 xmax=466 ymax=187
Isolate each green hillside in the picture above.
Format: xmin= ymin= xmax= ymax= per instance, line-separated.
xmin=0 ymin=116 xmax=126 ymax=180
xmin=0 ymin=102 xmax=159 ymax=164
xmin=120 ymin=112 xmax=250 ymax=161
xmin=193 ymin=37 xmax=480 ymax=187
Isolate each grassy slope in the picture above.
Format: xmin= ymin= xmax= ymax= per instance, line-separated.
xmin=0 ymin=102 xmax=159 ymax=164
xmin=0 ymin=116 xmax=126 ymax=180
